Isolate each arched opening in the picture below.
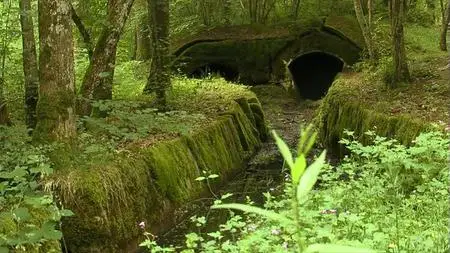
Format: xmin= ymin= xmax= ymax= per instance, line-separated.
xmin=189 ymin=63 xmax=239 ymax=82
xmin=288 ymin=51 xmax=344 ymax=100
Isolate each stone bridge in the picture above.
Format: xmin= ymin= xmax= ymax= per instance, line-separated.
xmin=171 ymin=16 xmax=364 ymax=100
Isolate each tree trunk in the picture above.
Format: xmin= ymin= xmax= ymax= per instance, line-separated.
xmin=143 ymin=0 xmax=170 ymax=108
xmin=78 ymin=0 xmax=135 ymax=115
xmin=354 ymin=0 xmax=376 ymax=60
xmin=71 ymin=4 xmax=93 ymax=59
xmin=0 ymin=0 xmax=12 ymax=125
xmin=0 ymin=79 xmax=11 ymax=126
xmin=136 ymin=15 xmax=152 ymax=60
xmin=291 ymin=0 xmax=301 ymax=20
xmin=33 ymin=0 xmax=76 ymax=142
xmin=223 ymin=0 xmax=232 ymax=25
xmin=390 ymin=0 xmax=410 ymax=88
xmin=440 ymin=0 xmax=450 ymax=51
xmin=368 ymin=0 xmax=374 ymax=31
xmin=19 ymin=0 xmax=39 ymax=130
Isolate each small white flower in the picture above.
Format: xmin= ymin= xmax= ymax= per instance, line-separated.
xmin=271 ymin=229 xmax=281 ymax=235
xmin=248 ymin=224 xmax=257 ymax=232
xmin=138 ymin=221 xmax=145 ymax=229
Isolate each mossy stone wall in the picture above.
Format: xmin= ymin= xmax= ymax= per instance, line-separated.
xmin=56 ymin=97 xmax=267 ymax=253
xmin=316 ymin=78 xmax=438 ymax=155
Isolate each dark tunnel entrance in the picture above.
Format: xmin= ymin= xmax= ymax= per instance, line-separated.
xmin=189 ymin=63 xmax=239 ymax=82
xmin=288 ymin=52 xmax=344 ymax=100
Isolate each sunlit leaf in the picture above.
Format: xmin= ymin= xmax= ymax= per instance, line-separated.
xmin=292 ymin=154 xmax=306 ymax=185
xmin=297 ymin=150 xmax=326 ymax=203
xmin=60 ymin=209 xmax=75 ymax=217
xmin=272 ymin=131 xmax=294 ymax=169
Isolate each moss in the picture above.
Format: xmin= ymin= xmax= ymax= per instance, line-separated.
xmin=223 ymin=102 xmax=261 ymax=153
xmin=317 ymin=77 xmax=439 ymax=156
xmin=33 ymin=89 xmax=76 ymax=142
xmin=143 ymin=137 xmax=203 ymax=202
xmin=248 ymin=101 xmax=268 ymax=141
xmin=186 ymin=116 xmax=246 ymax=179
xmin=173 ymin=16 xmax=362 ymax=85
xmin=324 ymin=15 xmax=365 ymax=48
xmin=235 ymin=98 xmax=256 ymax=125
xmin=52 ymin=97 xmax=266 ymax=253
xmin=175 ymin=38 xmax=292 ymax=84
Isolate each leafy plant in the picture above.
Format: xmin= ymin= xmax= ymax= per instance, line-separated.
xmin=139 ymin=125 xmax=377 ymax=253
xmin=0 ymin=126 xmax=73 ymax=252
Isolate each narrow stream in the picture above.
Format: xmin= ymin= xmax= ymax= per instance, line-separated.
xmin=155 ymin=84 xmax=323 ymax=247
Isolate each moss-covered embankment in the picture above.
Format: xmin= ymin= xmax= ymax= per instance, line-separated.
xmin=51 ymin=78 xmax=267 ymax=253
xmin=316 ymin=72 xmax=448 ymax=154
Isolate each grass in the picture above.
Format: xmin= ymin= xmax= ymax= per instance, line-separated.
xmin=345 ymin=24 xmax=449 ymax=125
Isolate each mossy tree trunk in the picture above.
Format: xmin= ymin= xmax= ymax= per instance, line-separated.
xmin=136 ymin=14 xmax=152 ymax=61
xmin=19 ymin=0 xmax=39 ymax=130
xmin=368 ymin=0 xmax=374 ymax=31
xmin=143 ymin=0 xmax=170 ymax=108
xmin=389 ymin=0 xmax=410 ymax=88
xmin=78 ymin=0 xmax=135 ymax=116
xmin=0 ymin=0 xmax=12 ymax=126
xmin=33 ymin=0 xmax=76 ymax=142
xmin=291 ymin=0 xmax=301 ymax=20
xmin=223 ymin=0 xmax=232 ymax=25
xmin=199 ymin=0 xmax=211 ymax=26
xmin=0 ymin=80 xmax=10 ymax=126
xmin=354 ymin=0 xmax=376 ymax=60
xmin=70 ymin=4 xmax=93 ymax=60
xmin=439 ymin=0 xmax=450 ymax=51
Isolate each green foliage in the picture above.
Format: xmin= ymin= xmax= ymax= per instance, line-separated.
xmin=0 ymin=126 xmax=72 ymax=252
xmin=139 ymin=129 xmax=448 ymax=253
xmin=138 ymin=126 xmax=378 ymax=253
xmin=83 ymin=100 xmax=206 ymax=143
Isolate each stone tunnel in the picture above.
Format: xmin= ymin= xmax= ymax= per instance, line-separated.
xmin=288 ymin=51 xmax=344 ymax=100
xmin=171 ymin=16 xmax=364 ymax=100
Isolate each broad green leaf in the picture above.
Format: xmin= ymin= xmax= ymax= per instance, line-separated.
xmin=41 ymin=221 xmax=63 ymax=240
xmin=221 ymin=193 xmax=233 ymax=199
xmin=24 ymin=196 xmax=50 ymax=207
xmin=292 ymin=154 xmax=306 ymax=184
xmin=212 ymin=203 xmax=292 ymax=225
xmin=304 ymin=244 xmax=378 ymax=253
xmin=272 ymin=131 xmax=294 ymax=169
xmin=99 ymin=72 xmax=111 ymax=78
xmin=13 ymin=207 xmax=31 ymax=221
xmin=0 ymin=247 xmax=9 ymax=253
xmin=10 ymin=167 xmax=28 ymax=178
xmin=0 ymin=182 xmax=6 ymax=192
xmin=30 ymin=164 xmax=53 ymax=175
xmin=298 ymin=124 xmax=313 ymax=153
xmin=300 ymin=131 xmax=317 ymax=155
xmin=297 ymin=150 xmax=326 ymax=203
xmin=60 ymin=209 xmax=75 ymax=217
xmin=42 ymin=229 xmax=63 ymax=241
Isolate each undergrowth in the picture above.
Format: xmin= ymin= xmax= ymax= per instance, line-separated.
xmin=139 ymin=128 xmax=449 ymax=253
xmin=0 ymin=126 xmax=73 ymax=252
